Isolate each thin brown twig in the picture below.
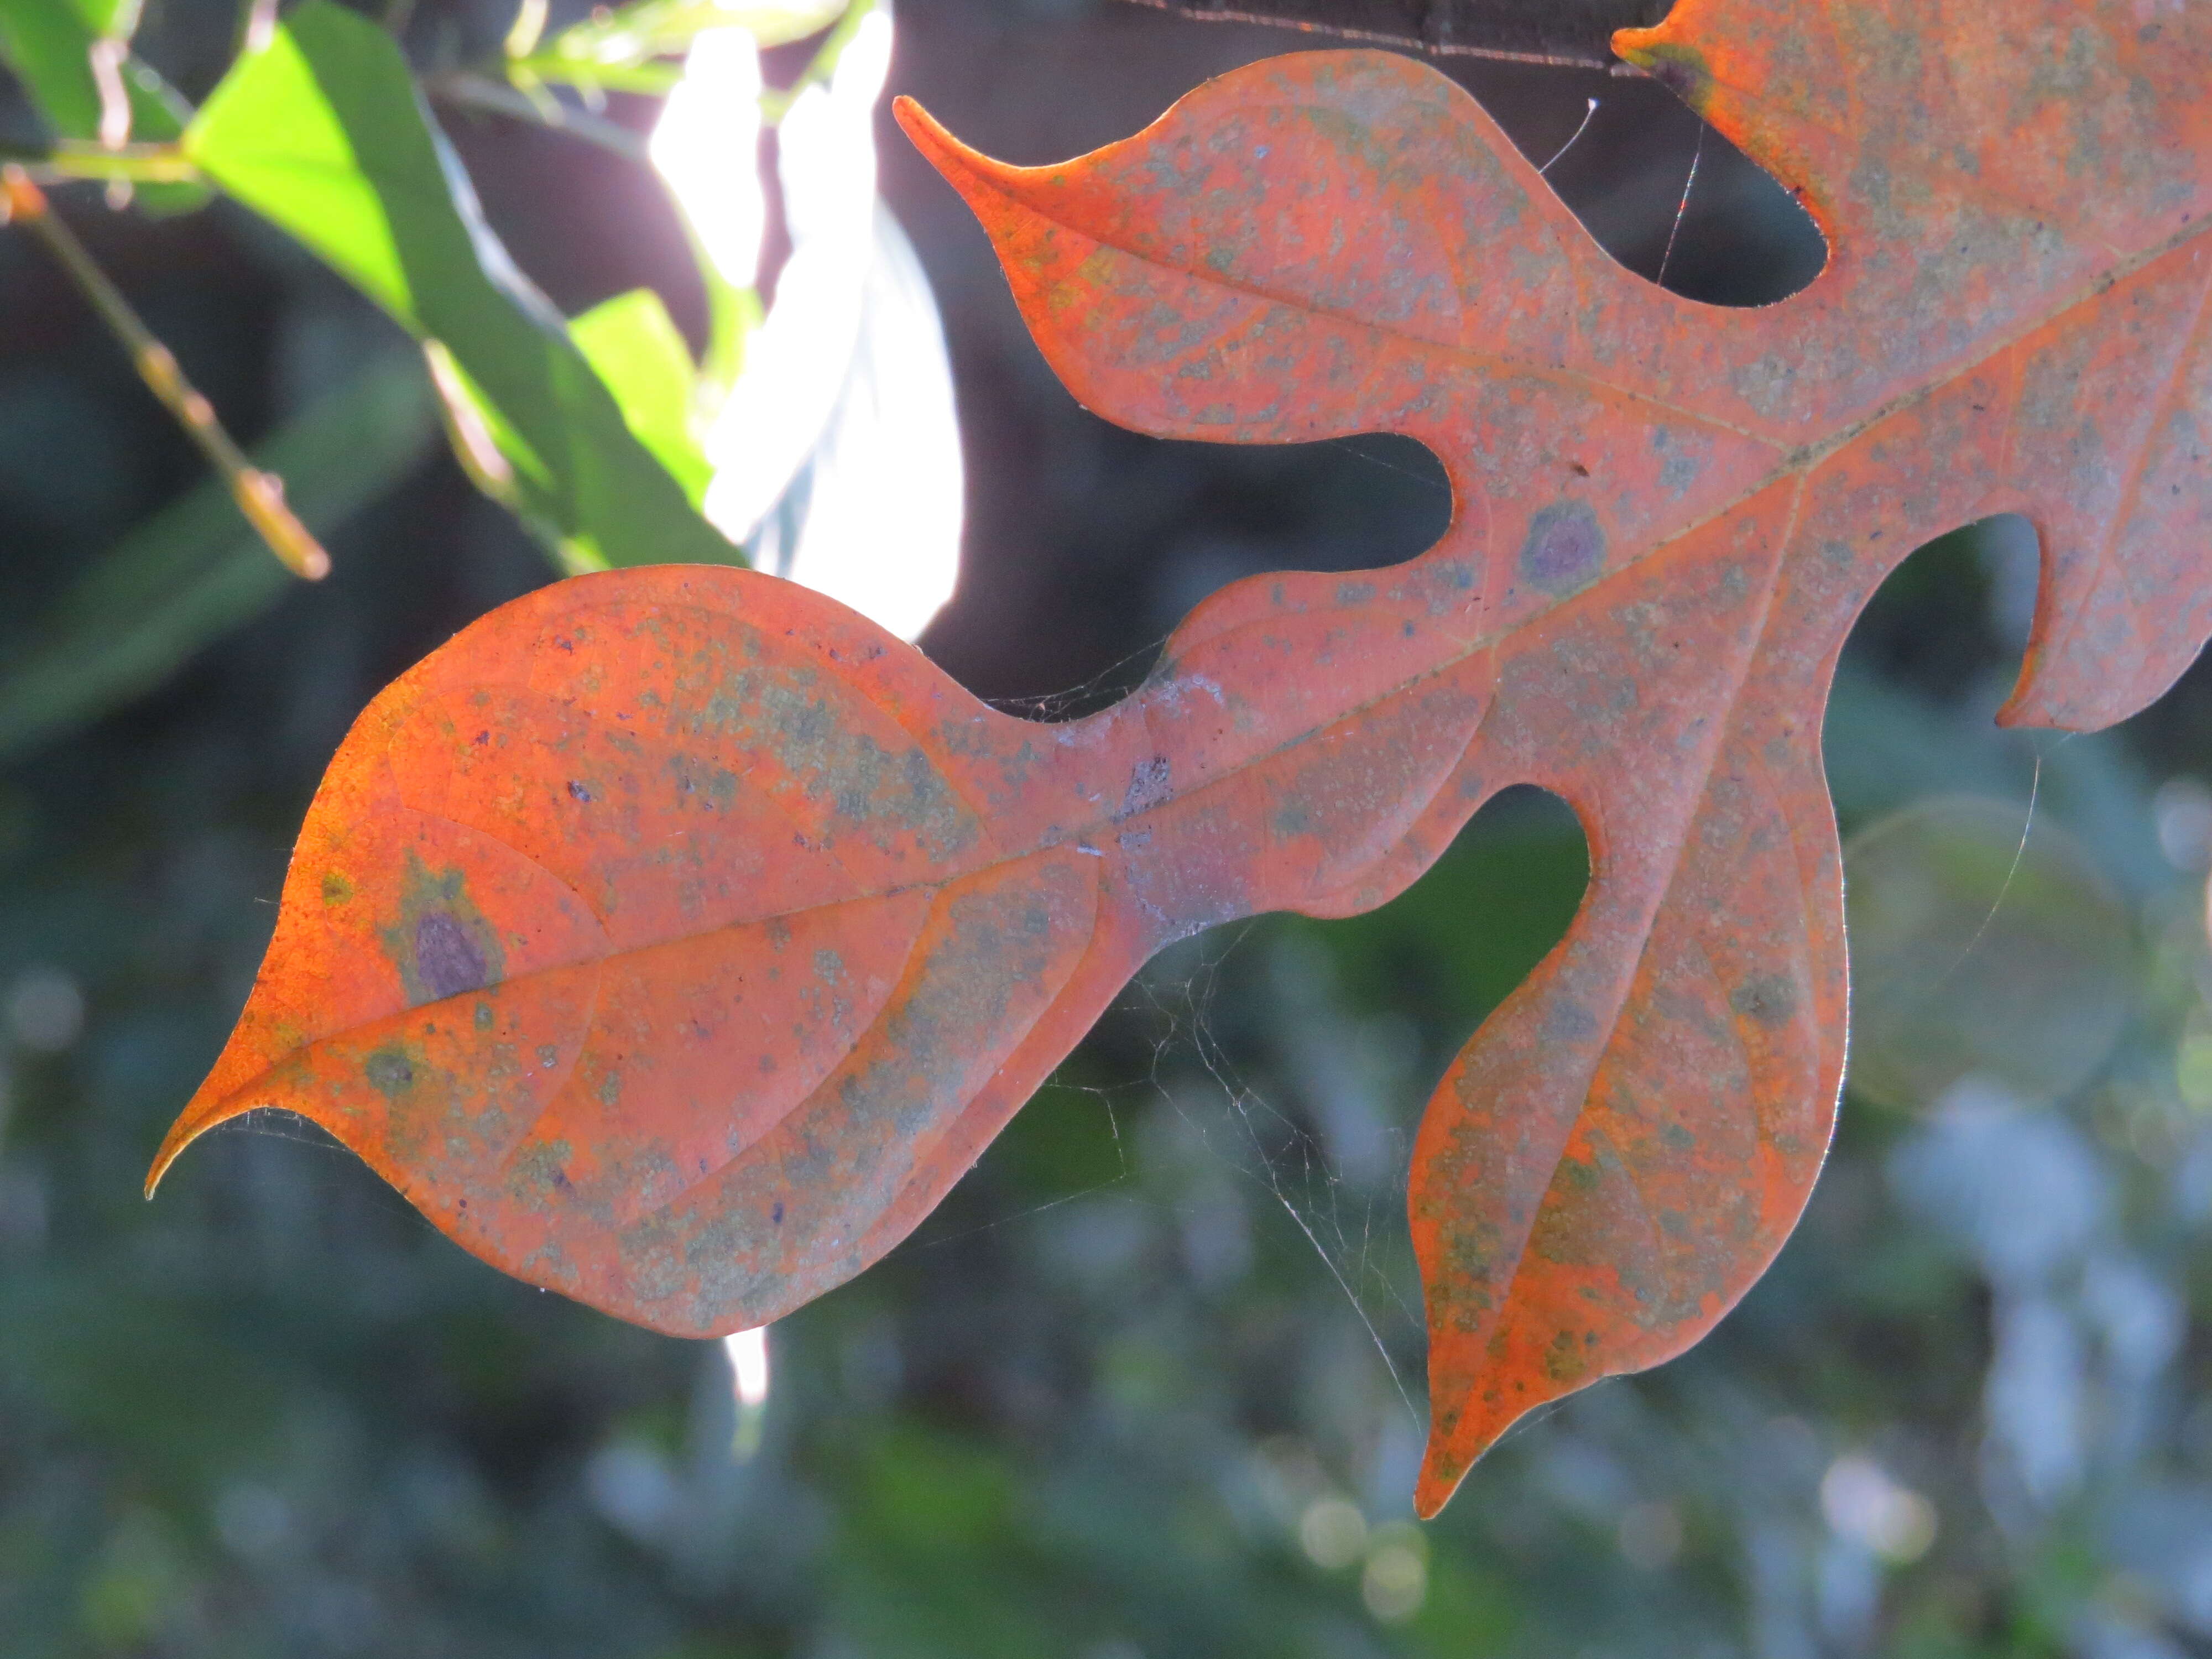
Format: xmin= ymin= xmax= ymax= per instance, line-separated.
xmin=1108 ymin=0 xmax=1650 ymax=72
xmin=1 ymin=165 xmax=330 ymax=580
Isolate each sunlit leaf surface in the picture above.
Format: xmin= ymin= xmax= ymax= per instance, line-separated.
xmin=150 ymin=0 xmax=2212 ymax=1517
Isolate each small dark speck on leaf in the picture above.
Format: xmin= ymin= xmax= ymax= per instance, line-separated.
xmin=364 ymin=1048 xmax=415 ymax=1097
xmin=1731 ymin=974 xmax=1797 ymax=1029
xmin=1121 ymin=754 xmax=1173 ymax=817
xmin=568 ymin=780 xmax=594 ymax=804
xmin=771 ymin=1202 xmax=785 ymax=1224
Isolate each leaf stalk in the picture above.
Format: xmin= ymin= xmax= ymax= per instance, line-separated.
xmin=0 ymin=165 xmax=331 ymax=580
xmin=8 ymin=143 xmax=202 ymax=185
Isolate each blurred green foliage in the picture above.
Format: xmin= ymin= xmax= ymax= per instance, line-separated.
xmin=182 ymin=1 xmax=733 ymax=570
xmin=0 ymin=0 xmax=748 ymax=764
xmin=0 ymin=350 xmax=437 ymax=760
xmin=0 ymin=0 xmax=203 ymax=216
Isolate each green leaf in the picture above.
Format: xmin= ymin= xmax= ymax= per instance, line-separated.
xmin=539 ymin=0 xmax=847 ymax=70
xmin=0 ymin=0 xmax=127 ymax=138
xmin=0 ymin=0 xmax=205 ymax=211
xmin=570 ymin=288 xmax=712 ymax=509
xmin=115 ymin=53 xmax=191 ymax=139
xmin=115 ymin=60 xmax=206 ymax=216
xmin=0 ymin=352 xmax=439 ymax=762
xmin=181 ymin=1 xmax=739 ymax=570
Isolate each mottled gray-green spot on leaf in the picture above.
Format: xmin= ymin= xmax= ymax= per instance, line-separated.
xmin=1730 ymin=973 xmax=1797 ymax=1029
xmin=365 ymin=1046 xmax=415 ymax=1098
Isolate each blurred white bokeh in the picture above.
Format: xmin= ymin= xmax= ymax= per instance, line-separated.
xmin=651 ymin=8 xmax=963 ymax=643
xmin=726 ymin=1325 xmax=770 ymax=1408
xmin=647 ymin=29 xmax=767 ymax=290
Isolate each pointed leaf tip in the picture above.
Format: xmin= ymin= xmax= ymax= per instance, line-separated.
xmin=1608 ymin=17 xmax=1710 ymax=108
xmin=143 ymin=1071 xmax=259 ymax=1198
xmin=1607 ymin=20 xmax=1663 ymax=63
xmin=144 ymin=1107 xmax=204 ymax=1198
xmin=1412 ymin=1451 xmax=1460 ymax=1523
xmin=890 ymin=95 xmax=951 ymax=161
xmin=894 ymin=95 xmax=1016 ymax=199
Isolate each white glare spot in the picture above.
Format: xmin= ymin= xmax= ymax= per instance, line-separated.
xmin=88 ymin=37 xmax=131 ymax=149
xmin=2154 ymin=777 xmax=2212 ymax=872
xmin=689 ymin=5 xmax=961 ymax=645
xmin=726 ymin=1324 xmax=770 ymax=1408
xmin=697 ymin=9 xmax=884 ymax=537
xmin=1819 ymin=1454 xmax=1937 ymax=1563
xmin=649 ymin=29 xmax=766 ymax=291
xmin=647 ymin=3 xmax=959 ymax=643
xmin=740 ymin=204 xmax=964 ymax=643
xmin=1298 ymin=1495 xmax=1368 ymax=1571
xmin=243 ymin=0 xmax=278 ymax=53
xmin=1361 ymin=1521 xmax=1428 ymax=1623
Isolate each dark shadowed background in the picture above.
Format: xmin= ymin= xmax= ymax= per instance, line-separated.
xmin=6 ymin=2 xmax=2212 ymax=1656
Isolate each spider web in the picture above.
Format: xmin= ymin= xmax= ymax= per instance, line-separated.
xmin=1128 ymin=924 xmax=1430 ymax=1427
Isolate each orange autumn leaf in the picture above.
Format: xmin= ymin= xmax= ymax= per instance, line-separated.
xmin=151 ymin=0 xmax=2212 ymax=1517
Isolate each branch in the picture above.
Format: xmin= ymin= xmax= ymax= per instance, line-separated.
xmin=1108 ymin=0 xmax=1668 ymax=71
xmin=0 ymin=166 xmax=331 ymax=580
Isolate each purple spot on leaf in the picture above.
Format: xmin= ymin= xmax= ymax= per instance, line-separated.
xmin=415 ymin=911 xmax=488 ymax=1000
xmin=1519 ymin=500 xmax=1605 ymax=595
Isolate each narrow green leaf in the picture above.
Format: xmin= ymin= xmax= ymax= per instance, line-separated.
xmin=117 ymin=54 xmax=191 ymax=140
xmin=0 ymin=0 xmax=109 ymax=137
xmin=182 ymin=1 xmax=739 ymax=568
xmin=540 ymin=0 xmax=847 ymax=69
xmin=571 ymin=288 xmax=712 ymax=509
xmin=0 ymin=353 xmax=439 ymax=761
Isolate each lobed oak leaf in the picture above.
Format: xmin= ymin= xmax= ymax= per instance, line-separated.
xmin=153 ymin=0 xmax=2212 ymax=1517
